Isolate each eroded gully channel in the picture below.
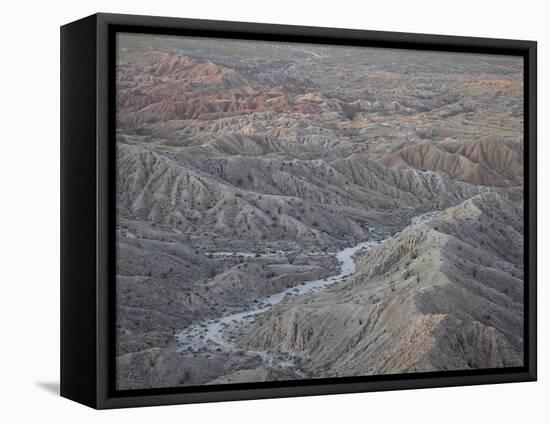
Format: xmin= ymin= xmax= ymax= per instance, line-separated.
xmin=174 ymin=211 xmax=441 ymax=373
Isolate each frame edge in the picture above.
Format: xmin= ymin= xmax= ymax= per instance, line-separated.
xmin=60 ymin=13 xmax=99 ymax=409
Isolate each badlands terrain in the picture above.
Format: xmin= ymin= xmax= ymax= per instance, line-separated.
xmin=114 ymin=33 xmax=524 ymax=389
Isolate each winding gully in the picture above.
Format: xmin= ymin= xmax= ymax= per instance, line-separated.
xmin=175 ymin=211 xmax=441 ymax=371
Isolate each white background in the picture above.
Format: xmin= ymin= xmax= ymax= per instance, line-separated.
xmin=1 ymin=0 xmax=546 ymax=421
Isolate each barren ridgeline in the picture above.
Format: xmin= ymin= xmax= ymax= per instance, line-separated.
xmin=114 ymin=33 xmax=524 ymax=389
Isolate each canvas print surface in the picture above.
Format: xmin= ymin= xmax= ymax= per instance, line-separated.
xmin=115 ymin=33 xmax=524 ymax=390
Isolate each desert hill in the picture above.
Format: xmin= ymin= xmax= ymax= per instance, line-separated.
xmin=383 ymin=138 xmax=523 ymax=187
xmin=238 ymin=192 xmax=523 ymax=375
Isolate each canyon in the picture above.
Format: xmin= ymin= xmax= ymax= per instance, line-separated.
xmin=114 ymin=33 xmax=524 ymax=390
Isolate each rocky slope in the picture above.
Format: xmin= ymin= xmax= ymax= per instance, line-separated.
xmin=383 ymin=138 xmax=523 ymax=187
xmin=116 ymin=138 xmax=487 ymax=248
xmin=238 ymin=192 xmax=523 ymax=375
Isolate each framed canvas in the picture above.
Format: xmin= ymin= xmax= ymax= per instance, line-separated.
xmin=60 ymin=13 xmax=537 ymax=409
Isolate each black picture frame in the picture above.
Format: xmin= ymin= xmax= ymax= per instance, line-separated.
xmin=61 ymin=12 xmax=537 ymax=409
